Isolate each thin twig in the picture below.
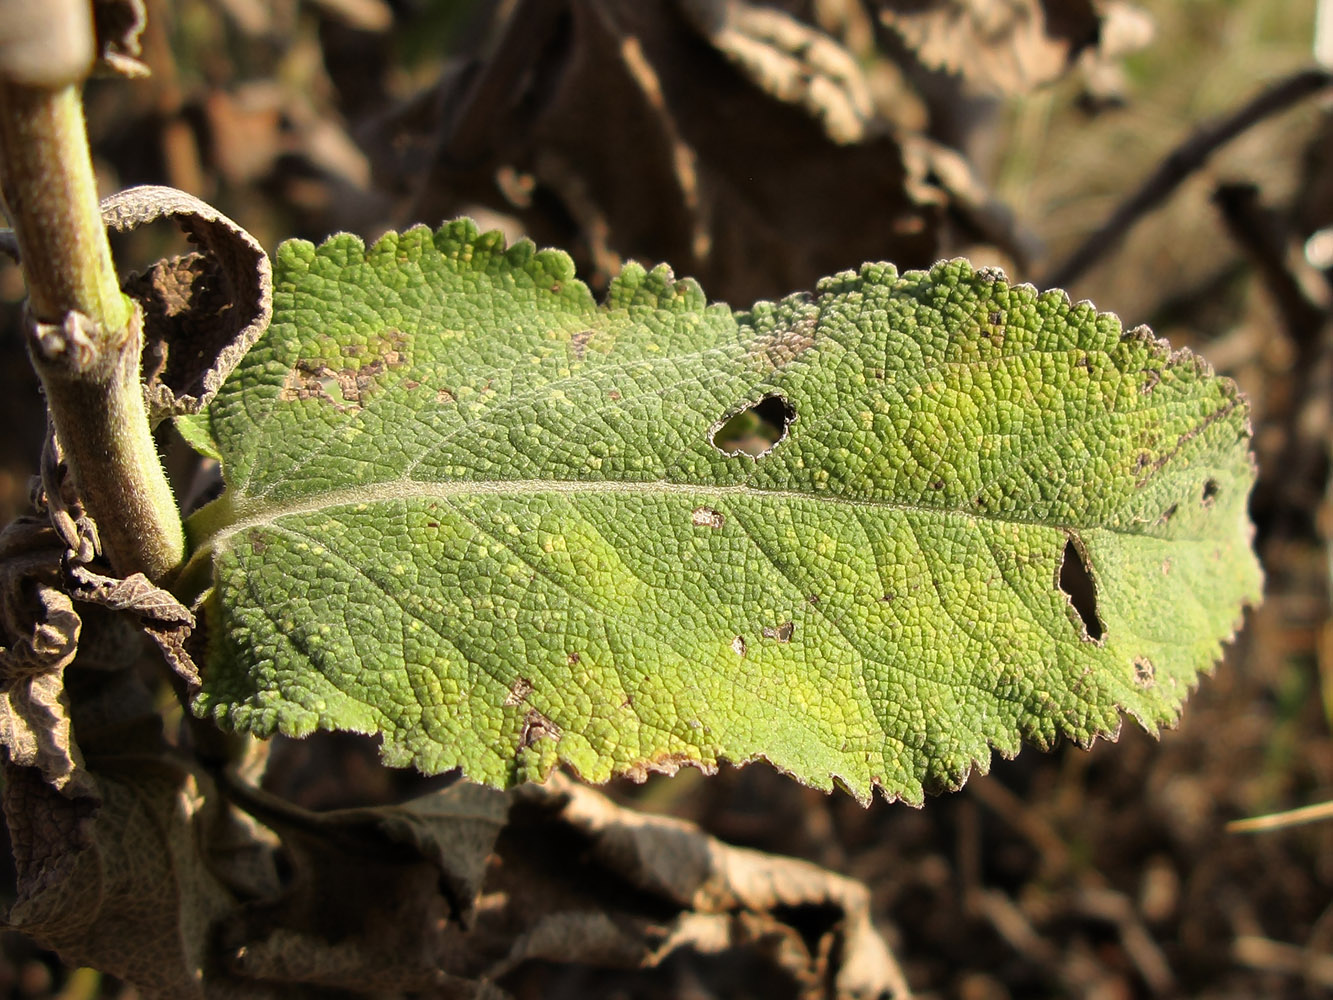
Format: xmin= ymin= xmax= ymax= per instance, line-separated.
xmin=1214 ymin=181 xmax=1333 ymax=542
xmin=1213 ymin=182 xmax=1330 ymax=354
xmin=1233 ymin=935 xmax=1333 ymax=988
xmin=1040 ymin=67 xmax=1333 ymax=291
xmin=967 ymin=774 xmax=1073 ymax=876
xmin=1227 ymin=798 xmax=1333 ymax=833
xmin=1071 ymin=886 xmax=1175 ymax=995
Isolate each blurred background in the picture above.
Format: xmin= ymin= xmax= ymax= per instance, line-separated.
xmin=2 ymin=1 xmax=1331 ymax=997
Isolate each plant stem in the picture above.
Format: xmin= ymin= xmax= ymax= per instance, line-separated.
xmin=0 ymin=82 xmax=185 ymax=580
xmin=0 ymin=85 xmax=125 ymax=325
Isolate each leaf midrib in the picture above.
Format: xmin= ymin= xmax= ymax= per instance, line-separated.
xmin=190 ymin=475 xmax=1183 ymax=561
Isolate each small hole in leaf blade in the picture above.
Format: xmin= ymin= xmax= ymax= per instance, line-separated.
xmin=1059 ymin=538 xmax=1104 ymax=642
xmin=711 ymin=394 xmax=795 ymax=457
xmin=1202 ymin=479 xmax=1219 ymax=506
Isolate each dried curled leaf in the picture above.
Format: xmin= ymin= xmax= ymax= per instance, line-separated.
xmin=215 ymin=772 xmax=903 ymax=998
xmin=101 ymin=185 xmax=273 ymax=423
xmin=679 ymin=0 xmax=875 ymax=143
xmin=218 ymin=777 xmax=508 ymax=994
xmin=3 ymin=757 xmax=275 ymax=1000
xmin=0 ymin=518 xmax=85 ymax=793
xmin=66 ymin=561 xmax=198 ymax=688
xmin=0 ymin=432 xmax=196 ymax=791
xmin=876 ymin=0 xmax=1127 ymax=96
xmin=2 ymin=643 xmax=279 ymax=1000
xmin=92 ymin=0 xmax=149 ymax=78
xmin=0 ymin=672 xmax=83 ymax=793
xmin=386 ymin=0 xmax=948 ymax=306
xmin=497 ymin=775 xmax=906 ymax=998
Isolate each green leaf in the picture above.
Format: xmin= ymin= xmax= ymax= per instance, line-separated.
xmin=181 ymin=220 xmax=1261 ymax=805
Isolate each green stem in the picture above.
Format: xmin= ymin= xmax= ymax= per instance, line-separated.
xmin=0 ymin=84 xmax=127 ymax=326
xmin=0 ymin=82 xmax=184 ymax=580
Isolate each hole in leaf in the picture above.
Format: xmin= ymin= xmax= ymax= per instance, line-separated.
xmin=1059 ymin=538 xmax=1104 ymax=642
xmin=711 ymin=394 xmax=795 ymax=457
xmin=1202 ymin=479 xmax=1219 ymax=506
xmin=519 ymin=708 xmax=560 ymax=749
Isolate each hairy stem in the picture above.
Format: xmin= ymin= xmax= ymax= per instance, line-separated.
xmin=0 ymin=85 xmax=126 ymax=325
xmin=0 ymin=82 xmax=184 ymax=580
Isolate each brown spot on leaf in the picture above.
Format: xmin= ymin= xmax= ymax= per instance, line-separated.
xmin=1133 ymin=657 xmax=1155 ymax=687
xmin=731 ymin=636 xmax=747 ymax=657
xmin=279 ymin=330 xmax=410 ymax=409
xmin=437 ymin=388 xmax=456 ymax=404
xmin=750 ymin=312 xmax=817 ymax=369
xmin=691 ymin=506 xmax=725 ymax=529
xmin=762 ymin=621 xmax=794 ymax=643
xmin=570 ymin=329 xmax=594 ymax=359
xmin=280 ymin=355 xmax=405 ymax=412
xmin=504 ymin=677 xmax=534 ymax=707
xmin=567 ymin=652 xmax=581 ymax=666
xmin=608 ymin=390 xmax=622 ymax=401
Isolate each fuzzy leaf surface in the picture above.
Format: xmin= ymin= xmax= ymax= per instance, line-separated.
xmin=182 ymin=221 xmax=1261 ymax=804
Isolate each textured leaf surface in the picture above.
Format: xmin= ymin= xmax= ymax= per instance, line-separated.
xmin=182 ymin=220 xmax=1261 ymax=804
